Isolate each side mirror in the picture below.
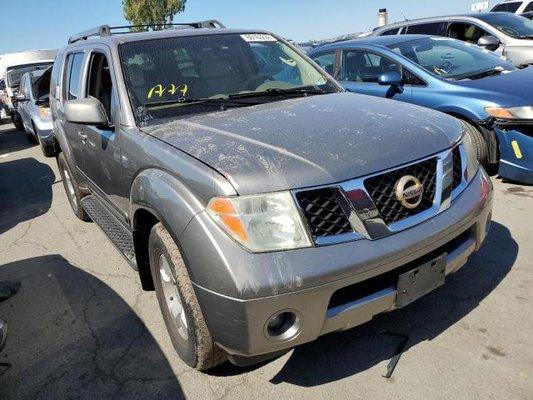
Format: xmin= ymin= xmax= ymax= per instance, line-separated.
xmin=378 ymin=71 xmax=403 ymax=87
xmin=64 ymin=97 xmax=111 ymax=127
xmin=477 ymin=35 xmax=500 ymax=51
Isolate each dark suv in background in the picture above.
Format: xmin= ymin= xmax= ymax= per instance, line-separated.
xmin=48 ymin=22 xmax=493 ymax=370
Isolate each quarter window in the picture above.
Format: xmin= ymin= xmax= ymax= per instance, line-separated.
xmin=64 ymin=52 xmax=85 ymax=100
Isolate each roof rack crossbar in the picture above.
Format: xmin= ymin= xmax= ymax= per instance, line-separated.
xmin=68 ymin=20 xmax=225 ymax=44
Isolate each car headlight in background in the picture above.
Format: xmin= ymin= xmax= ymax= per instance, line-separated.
xmin=39 ymin=106 xmax=51 ymax=119
xmin=207 ymin=192 xmax=312 ymax=252
xmin=485 ymin=106 xmax=533 ymax=120
xmin=461 ymin=129 xmax=480 ymax=181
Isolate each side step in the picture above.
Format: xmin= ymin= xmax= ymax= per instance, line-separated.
xmin=81 ymin=195 xmax=137 ymax=269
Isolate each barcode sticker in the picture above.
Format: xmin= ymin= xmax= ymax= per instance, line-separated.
xmin=240 ymin=34 xmax=277 ymax=42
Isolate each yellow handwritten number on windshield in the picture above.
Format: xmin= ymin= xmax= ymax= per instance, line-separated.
xmin=147 ymin=83 xmax=189 ymax=99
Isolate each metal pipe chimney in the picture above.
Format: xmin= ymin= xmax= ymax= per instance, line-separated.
xmin=378 ymin=8 xmax=388 ymax=27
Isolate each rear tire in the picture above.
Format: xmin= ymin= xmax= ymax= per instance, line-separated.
xmin=57 ymin=152 xmax=90 ymax=221
xmin=463 ymin=120 xmax=489 ymax=167
xmin=149 ymin=223 xmax=226 ymax=370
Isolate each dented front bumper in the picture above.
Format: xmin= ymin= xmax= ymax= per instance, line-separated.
xmin=180 ymin=169 xmax=493 ymax=365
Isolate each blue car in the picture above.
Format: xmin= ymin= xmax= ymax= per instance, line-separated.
xmin=309 ymin=35 xmax=533 ymax=184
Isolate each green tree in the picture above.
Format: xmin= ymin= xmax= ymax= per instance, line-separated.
xmin=123 ymin=0 xmax=187 ymax=30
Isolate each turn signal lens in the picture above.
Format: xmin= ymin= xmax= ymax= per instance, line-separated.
xmin=485 ymin=107 xmax=515 ymax=119
xmin=207 ymin=192 xmax=312 ymax=252
xmin=207 ymin=198 xmax=248 ymax=243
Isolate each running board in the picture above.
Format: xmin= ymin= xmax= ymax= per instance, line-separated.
xmin=81 ymin=195 xmax=137 ymax=269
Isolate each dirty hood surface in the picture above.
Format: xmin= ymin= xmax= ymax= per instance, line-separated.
xmin=142 ymin=93 xmax=462 ymax=194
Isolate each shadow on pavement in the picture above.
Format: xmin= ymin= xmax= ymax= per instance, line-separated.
xmin=266 ymin=222 xmax=516 ymax=386
xmin=0 ymin=255 xmax=184 ymax=399
xmin=0 ymin=124 xmax=35 ymax=156
xmin=0 ymin=157 xmax=55 ymax=235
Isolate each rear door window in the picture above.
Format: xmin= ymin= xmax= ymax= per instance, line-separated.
xmin=380 ymin=27 xmax=401 ymax=36
xmin=407 ymin=22 xmax=448 ymax=36
xmin=64 ymin=52 xmax=85 ymax=100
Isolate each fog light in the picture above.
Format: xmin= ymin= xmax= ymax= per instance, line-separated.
xmin=264 ymin=310 xmax=301 ymax=341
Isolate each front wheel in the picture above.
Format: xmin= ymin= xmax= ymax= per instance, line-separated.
xmin=463 ymin=120 xmax=489 ymax=167
xmin=149 ymin=223 xmax=225 ymax=370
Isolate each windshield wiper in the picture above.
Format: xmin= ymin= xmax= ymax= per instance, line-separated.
xmin=144 ymin=97 xmax=259 ymax=110
xmin=518 ymin=34 xmax=533 ymax=39
xmin=228 ymin=86 xmax=328 ymax=100
xmin=459 ymin=68 xmax=504 ymax=80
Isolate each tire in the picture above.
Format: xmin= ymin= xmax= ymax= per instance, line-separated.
xmin=463 ymin=120 xmax=489 ymax=167
xmin=57 ymin=152 xmax=90 ymax=221
xmin=31 ymin=121 xmax=40 ymax=144
xmin=149 ymin=223 xmax=225 ymax=370
xmin=11 ymin=112 xmax=23 ymax=131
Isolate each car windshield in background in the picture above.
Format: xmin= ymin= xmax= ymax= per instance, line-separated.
xmin=388 ymin=37 xmax=515 ymax=80
xmin=119 ymin=33 xmax=336 ymax=124
xmin=476 ymin=13 xmax=533 ymax=38
xmin=6 ymin=62 xmax=53 ymax=87
xmin=492 ymin=2 xmax=521 ymax=12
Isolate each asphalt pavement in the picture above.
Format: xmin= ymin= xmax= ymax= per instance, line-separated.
xmin=0 ymin=122 xmax=531 ymax=400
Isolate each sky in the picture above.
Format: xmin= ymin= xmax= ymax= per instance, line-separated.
xmin=1 ymin=0 xmax=497 ymax=53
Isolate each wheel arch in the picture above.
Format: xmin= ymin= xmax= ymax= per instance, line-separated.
xmin=440 ymin=108 xmax=499 ymax=164
xmin=130 ymin=168 xmax=206 ymax=291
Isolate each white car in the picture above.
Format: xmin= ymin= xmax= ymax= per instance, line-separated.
xmin=492 ymin=1 xmax=533 ymax=14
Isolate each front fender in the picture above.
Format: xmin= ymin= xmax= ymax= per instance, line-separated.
xmin=130 ymin=168 xmax=207 ymax=240
xmin=436 ymin=105 xmax=483 ymax=123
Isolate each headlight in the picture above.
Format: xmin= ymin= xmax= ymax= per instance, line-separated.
xmin=461 ymin=128 xmax=479 ymax=181
xmin=207 ymin=192 xmax=312 ymax=252
xmin=485 ymin=106 xmax=533 ymax=120
xmin=39 ymin=106 xmax=51 ymax=119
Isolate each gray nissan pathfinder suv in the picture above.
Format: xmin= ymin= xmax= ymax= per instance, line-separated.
xmin=49 ymin=21 xmax=493 ymax=370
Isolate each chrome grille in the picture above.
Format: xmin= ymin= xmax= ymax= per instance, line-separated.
xmin=364 ymin=158 xmax=438 ymax=225
xmin=295 ymin=188 xmax=352 ymax=238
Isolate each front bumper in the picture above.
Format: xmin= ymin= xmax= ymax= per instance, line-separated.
xmin=33 ymin=118 xmax=56 ymax=157
xmin=495 ymin=125 xmax=533 ymax=184
xmin=181 ymin=169 xmax=493 ymax=363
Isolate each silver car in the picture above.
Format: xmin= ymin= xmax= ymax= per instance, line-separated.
xmin=15 ymin=68 xmax=54 ymax=154
xmin=372 ymin=12 xmax=533 ymax=66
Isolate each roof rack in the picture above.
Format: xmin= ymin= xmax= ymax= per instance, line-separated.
xmin=68 ymin=20 xmax=225 ymax=44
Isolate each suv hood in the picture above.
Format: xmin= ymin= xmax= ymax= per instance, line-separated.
xmin=452 ymin=67 xmax=533 ymax=106
xmin=142 ymin=93 xmax=461 ymax=195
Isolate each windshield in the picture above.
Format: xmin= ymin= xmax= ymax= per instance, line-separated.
xmin=492 ymin=2 xmax=521 ymax=13
xmin=6 ymin=62 xmax=53 ymax=87
xmin=476 ymin=13 xmax=533 ymax=38
xmin=119 ymin=33 xmax=336 ymax=124
xmin=388 ymin=37 xmax=515 ymax=79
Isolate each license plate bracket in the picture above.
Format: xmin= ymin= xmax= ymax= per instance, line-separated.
xmin=396 ymin=254 xmax=447 ymax=309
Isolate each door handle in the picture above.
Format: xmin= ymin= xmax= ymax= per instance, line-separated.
xmin=78 ymin=131 xmax=88 ymax=143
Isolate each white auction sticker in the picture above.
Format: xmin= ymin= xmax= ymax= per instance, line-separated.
xmin=240 ymin=33 xmax=277 ymax=42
